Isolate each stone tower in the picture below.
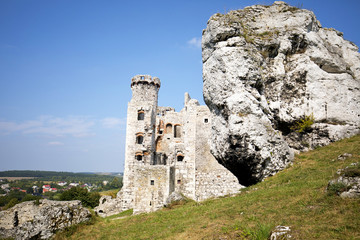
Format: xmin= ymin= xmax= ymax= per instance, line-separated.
xmin=121 ymin=75 xmax=161 ymax=210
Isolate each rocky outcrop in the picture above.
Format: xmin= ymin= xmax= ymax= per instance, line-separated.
xmin=328 ymin=162 xmax=360 ymax=198
xmin=94 ymin=192 xmax=123 ymax=217
xmin=0 ymin=199 xmax=91 ymax=240
xmin=202 ymin=1 xmax=360 ymax=185
xmin=269 ymin=225 xmax=292 ymax=240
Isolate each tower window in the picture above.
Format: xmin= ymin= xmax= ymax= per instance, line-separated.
xmin=150 ymin=180 xmax=154 ymax=185
xmin=136 ymin=135 xmax=144 ymax=144
xmin=174 ymin=125 xmax=181 ymax=138
xmin=136 ymin=155 xmax=142 ymax=161
xmin=204 ymin=118 xmax=209 ymax=123
xmin=166 ymin=123 xmax=172 ymax=134
xmin=177 ymin=155 xmax=184 ymax=162
xmin=177 ymin=179 xmax=181 ymax=184
xmin=138 ymin=110 xmax=144 ymax=120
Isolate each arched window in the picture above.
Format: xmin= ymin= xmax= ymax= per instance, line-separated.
xmin=177 ymin=155 xmax=184 ymax=162
xmin=136 ymin=135 xmax=144 ymax=144
xmin=138 ymin=110 xmax=144 ymax=120
xmin=174 ymin=125 xmax=181 ymax=138
xmin=135 ymin=152 xmax=143 ymax=161
xmin=166 ymin=123 xmax=172 ymax=134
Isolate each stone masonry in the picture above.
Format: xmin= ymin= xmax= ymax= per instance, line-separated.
xmin=95 ymin=75 xmax=243 ymax=216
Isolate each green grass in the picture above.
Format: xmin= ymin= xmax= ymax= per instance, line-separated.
xmin=54 ymin=135 xmax=360 ymax=240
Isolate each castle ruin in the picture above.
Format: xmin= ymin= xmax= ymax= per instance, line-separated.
xmin=95 ymin=75 xmax=243 ymax=216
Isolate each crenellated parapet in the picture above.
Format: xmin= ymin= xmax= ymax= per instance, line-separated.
xmin=131 ymin=75 xmax=161 ymax=89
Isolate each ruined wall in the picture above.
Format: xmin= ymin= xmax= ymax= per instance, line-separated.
xmin=193 ymin=105 xmax=243 ymax=201
xmin=132 ymin=165 xmax=173 ymax=214
xmin=96 ymin=75 xmax=244 ymax=216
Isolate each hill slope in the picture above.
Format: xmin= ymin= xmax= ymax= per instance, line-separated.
xmin=55 ymin=135 xmax=360 ymax=240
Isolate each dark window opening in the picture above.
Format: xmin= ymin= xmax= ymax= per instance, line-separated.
xmin=150 ymin=180 xmax=154 ymax=185
xmin=174 ymin=125 xmax=181 ymax=138
xmin=136 ymin=155 xmax=142 ymax=161
xmin=204 ymin=118 xmax=209 ymax=123
xmin=177 ymin=179 xmax=181 ymax=184
xmin=159 ymin=130 xmax=163 ymax=134
xmin=98 ymin=210 xmax=103 ymax=213
xmin=102 ymin=198 xmax=107 ymax=204
xmin=166 ymin=123 xmax=172 ymax=134
xmin=177 ymin=155 xmax=184 ymax=162
xmin=150 ymin=201 xmax=152 ymax=206
xmin=138 ymin=111 xmax=144 ymax=120
xmin=136 ymin=135 xmax=144 ymax=144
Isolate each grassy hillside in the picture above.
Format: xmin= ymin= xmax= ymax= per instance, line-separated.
xmin=55 ymin=135 xmax=360 ymax=240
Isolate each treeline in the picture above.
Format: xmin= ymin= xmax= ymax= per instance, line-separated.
xmin=0 ymin=170 xmax=122 ymax=185
xmin=0 ymin=170 xmax=121 ymax=178
xmin=0 ymin=187 xmax=100 ymax=210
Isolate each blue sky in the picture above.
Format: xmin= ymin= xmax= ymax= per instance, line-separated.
xmin=1 ymin=0 xmax=359 ymax=172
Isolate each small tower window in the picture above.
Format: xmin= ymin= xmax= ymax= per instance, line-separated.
xmin=150 ymin=180 xmax=154 ymax=185
xmin=174 ymin=125 xmax=181 ymax=138
xmin=177 ymin=155 xmax=184 ymax=162
xmin=177 ymin=179 xmax=181 ymax=184
xmin=135 ymin=153 xmax=143 ymax=161
xmin=138 ymin=110 xmax=144 ymax=120
xmin=204 ymin=118 xmax=209 ymax=123
xmin=166 ymin=123 xmax=172 ymax=134
xmin=136 ymin=135 xmax=144 ymax=144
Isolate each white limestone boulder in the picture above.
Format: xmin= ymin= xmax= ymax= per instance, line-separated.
xmin=202 ymin=1 xmax=360 ymax=185
xmin=0 ymin=199 xmax=91 ymax=240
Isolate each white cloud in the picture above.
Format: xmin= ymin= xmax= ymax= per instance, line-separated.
xmin=187 ymin=37 xmax=202 ymax=48
xmin=101 ymin=117 xmax=125 ymax=129
xmin=0 ymin=116 xmax=95 ymax=137
xmin=48 ymin=141 xmax=64 ymax=146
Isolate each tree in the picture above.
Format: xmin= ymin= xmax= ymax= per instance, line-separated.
xmin=59 ymin=186 xmax=100 ymax=208
xmin=110 ymin=177 xmax=122 ymax=189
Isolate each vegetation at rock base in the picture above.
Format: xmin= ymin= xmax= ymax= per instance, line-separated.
xmin=54 ymin=135 xmax=360 ymax=240
xmin=291 ymin=113 xmax=315 ymax=133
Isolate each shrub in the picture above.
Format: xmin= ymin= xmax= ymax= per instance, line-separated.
xmin=291 ymin=114 xmax=314 ymax=133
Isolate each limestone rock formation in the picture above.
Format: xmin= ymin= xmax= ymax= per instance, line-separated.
xmin=202 ymin=1 xmax=360 ymax=185
xmin=94 ymin=192 xmax=123 ymax=217
xmin=0 ymin=199 xmax=91 ymax=240
xmin=328 ymin=162 xmax=360 ymax=198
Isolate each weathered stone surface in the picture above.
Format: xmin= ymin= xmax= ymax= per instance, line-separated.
xmin=202 ymin=1 xmax=360 ymax=185
xmin=0 ymin=199 xmax=91 ymax=240
xmin=94 ymin=195 xmax=123 ymax=218
xmin=269 ymin=225 xmax=292 ymax=240
xmin=328 ymin=162 xmax=360 ymax=198
xmin=164 ymin=192 xmax=185 ymax=206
